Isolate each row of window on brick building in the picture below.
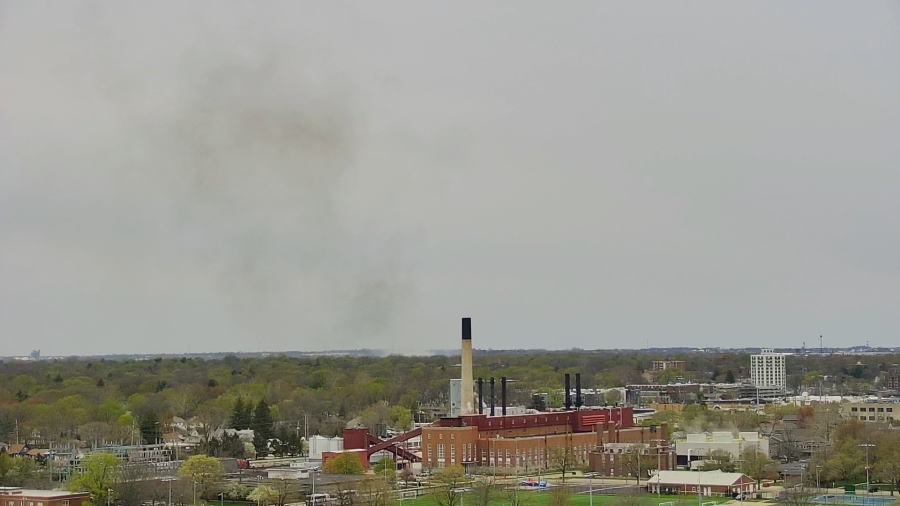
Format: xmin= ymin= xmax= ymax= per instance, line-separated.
xmin=424 ymin=443 xmax=591 ymax=467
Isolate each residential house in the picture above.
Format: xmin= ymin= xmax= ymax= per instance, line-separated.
xmin=5 ymin=444 xmax=28 ymax=456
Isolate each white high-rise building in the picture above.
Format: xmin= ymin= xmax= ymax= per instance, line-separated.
xmin=750 ymin=349 xmax=786 ymax=390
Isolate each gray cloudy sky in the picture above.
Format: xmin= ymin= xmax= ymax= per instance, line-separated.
xmin=1 ymin=1 xmax=898 ymax=356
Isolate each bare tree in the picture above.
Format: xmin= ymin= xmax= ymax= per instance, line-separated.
xmin=358 ymin=475 xmax=391 ymax=506
xmin=504 ymin=483 xmax=532 ymax=506
xmin=547 ymin=485 xmax=570 ymax=506
xmin=331 ymin=481 xmax=358 ymax=506
xmin=270 ymin=478 xmax=298 ymax=506
xmin=548 ymin=442 xmax=577 ymax=483
xmin=621 ymin=444 xmax=658 ymax=482
xmin=469 ymin=476 xmax=497 ymax=506
xmin=113 ymin=463 xmax=156 ymax=506
xmin=429 ymin=466 xmax=468 ymax=506
xmin=700 ymin=449 xmax=736 ymax=472
xmin=772 ymin=426 xmax=803 ymax=463
xmin=779 ymin=483 xmax=814 ymax=506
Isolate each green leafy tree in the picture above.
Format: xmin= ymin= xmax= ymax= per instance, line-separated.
xmin=69 ymin=453 xmax=120 ymax=505
xmin=248 ymin=485 xmax=278 ymax=506
xmin=372 ymin=457 xmax=396 ymax=476
xmin=741 ymin=448 xmax=773 ymax=486
xmin=0 ymin=454 xmax=39 ymax=487
xmin=824 ymin=439 xmax=863 ymax=484
xmin=224 ymin=483 xmax=251 ymax=501
xmin=604 ymin=389 xmax=622 ymax=405
xmin=874 ymin=431 xmax=900 ymax=495
xmin=0 ymin=454 xmax=12 ymax=486
xmin=390 ymin=405 xmax=413 ymax=431
xmin=322 ymin=452 xmax=364 ymax=475
xmin=178 ymin=454 xmax=225 ymax=499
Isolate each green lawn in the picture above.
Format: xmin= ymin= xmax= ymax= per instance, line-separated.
xmin=399 ymin=493 xmax=733 ymax=506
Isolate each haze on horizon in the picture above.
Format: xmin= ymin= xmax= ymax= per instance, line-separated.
xmin=1 ymin=2 xmax=898 ymax=356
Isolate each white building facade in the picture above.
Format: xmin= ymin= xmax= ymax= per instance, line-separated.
xmin=750 ymin=349 xmax=786 ymax=390
xmin=676 ymin=432 xmax=770 ymax=466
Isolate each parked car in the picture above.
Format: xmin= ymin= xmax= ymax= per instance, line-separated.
xmin=869 ymin=486 xmax=879 ymax=493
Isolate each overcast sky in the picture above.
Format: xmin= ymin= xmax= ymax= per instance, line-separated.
xmin=1 ymin=2 xmax=898 ymax=356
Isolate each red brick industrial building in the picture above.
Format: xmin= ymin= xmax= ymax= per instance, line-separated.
xmin=0 ymin=488 xmax=90 ymax=506
xmin=419 ymin=407 xmax=663 ymax=473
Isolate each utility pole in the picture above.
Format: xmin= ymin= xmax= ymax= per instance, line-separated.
xmin=651 ymin=439 xmax=667 ymax=499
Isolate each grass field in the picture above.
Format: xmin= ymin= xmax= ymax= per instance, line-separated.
xmin=194 ymin=491 xmax=735 ymax=506
xmin=398 ymin=492 xmax=733 ymax=506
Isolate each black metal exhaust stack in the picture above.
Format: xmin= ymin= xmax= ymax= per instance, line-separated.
xmin=478 ymin=378 xmax=484 ymax=414
xmin=501 ymin=377 xmax=507 ymax=416
xmin=490 ymin=377 xmax=495 ymax=416
xmin=564 ymin=373 xmax=572 ymax=410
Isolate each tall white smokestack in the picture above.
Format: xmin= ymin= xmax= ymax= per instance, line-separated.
xmin=461 ymin=317 xmax=474 ymax=414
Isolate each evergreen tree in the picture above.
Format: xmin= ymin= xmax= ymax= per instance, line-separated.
xmin=251 ymin=399 xmax=274 ymax=456
xmin=230 ymin=397 xmax=250 ymax=429
xmin=139 ymin=412 xmax=160 ymax=444
xmin=241 ymin=401 xmax=253 ymax=429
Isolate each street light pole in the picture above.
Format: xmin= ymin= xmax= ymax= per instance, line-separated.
xmin=816 ymin=465 xmax=821 ymax=495
xmin=859 ymin=444 xmax=874 ymax=496
xmin=688 ymin=449 xmax=702 ymax=506
xmin=589 ymin=473 xmax=593 ymax=506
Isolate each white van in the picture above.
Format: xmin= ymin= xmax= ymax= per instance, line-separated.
xmin=308 ymin=493 xmax=332 ymax=505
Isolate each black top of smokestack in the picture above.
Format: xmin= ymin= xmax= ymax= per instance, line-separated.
xmin=462 ymin=317 xmax=472 ymax=340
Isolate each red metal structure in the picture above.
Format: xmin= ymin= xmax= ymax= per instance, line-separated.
xmin=342 ymin=427 xmax=423 ymax=463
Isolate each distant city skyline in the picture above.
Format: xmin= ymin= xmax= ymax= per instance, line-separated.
xmin=2 ymin=2 xmax=898 ymax=355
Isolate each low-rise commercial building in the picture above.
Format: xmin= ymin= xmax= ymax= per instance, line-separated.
xmin=647 ymin=470 xmax=755 ymax=496
xmin=841 ymin=401 xmax=899 ymax=423
xmin=675 ymin=432 xmax=769 ymax=467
